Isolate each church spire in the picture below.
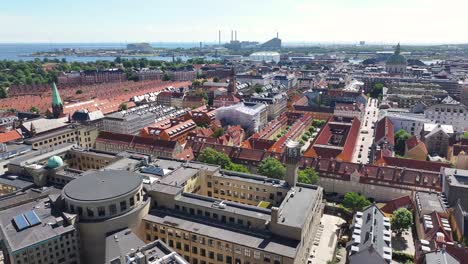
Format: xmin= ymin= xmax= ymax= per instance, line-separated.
xmin=395 ymin=43 xmax=401 ymax=55
xmin=51 ymin=82 xmax=63 ymax=118
xmin=52 ymin=82 xmax=62 ymax=106
xmin=227 ymin=67 xmax=237 ymax=95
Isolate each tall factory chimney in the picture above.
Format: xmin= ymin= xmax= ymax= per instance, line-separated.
xmin=235 ymin=30 xmax=237 ymax=41
xmin=218 ymin=30 xmax=221 ymax=45
xmin=231 ymin=30 xmax=233 ymax=42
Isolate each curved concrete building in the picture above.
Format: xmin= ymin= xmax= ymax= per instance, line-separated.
xmin=62 ymin=170 xmax=150 ymax=264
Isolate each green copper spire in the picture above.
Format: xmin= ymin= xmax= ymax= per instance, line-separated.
xmin=52 ymin=82 xmax=62 ymax=106
xmin=395 ymin=43 xmax=401 ymax=55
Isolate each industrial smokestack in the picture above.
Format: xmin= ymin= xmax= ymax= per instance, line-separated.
xmin=231 ymin=30 xmax=233 ymax=42
xmin=218 ymin=30 xmax=221 ymax=45
xmin=235 ymin=30 xmax=237 ymax=41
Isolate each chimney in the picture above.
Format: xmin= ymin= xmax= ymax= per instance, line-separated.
xmin=231 ymin=30 xmax=233 ymax=41
xmin=218 ymin=30 xmax=221 ymax=45
xmin=271 ymin=207 xmax=279 ymax=224
xmin=235 ymin=30 xmax=237 ymax=41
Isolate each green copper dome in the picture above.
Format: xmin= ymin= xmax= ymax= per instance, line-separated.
xmin=47 ymin=156 xmax=64 ymax=169
xmin=386 ymin=43 xmax=407 ymax=65
xmin=386 ymin=54 xmax=407 ymax=65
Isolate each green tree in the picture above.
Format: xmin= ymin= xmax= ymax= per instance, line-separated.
xmin=192 ymin=80 xmax=201 ymax=87
xmin=226 ymin=163 xmax=249 ymax=173
xmin=213 ymin=77 xmax=219 ymax=83
xmin=30 ymin=106 xmax=39 ymax=113
xmin=197 ymin=148 xmax=248 ymax=173
xmin=391 ymin=208 xmax=413 ymax=235
xmin=394 ymin=129 xmax=411 ymax=156
xmin=254 ymin=84 xmax=263 ymax=93
xmin=162 ymin=73 xmax=171 ymax=81
xmin=198 ymin=148 xmax=231 ymax=169
xmin=75 ymin=89 xmax=83 ymax=94
xmin=370 ymin=83 xmax=384 ymax=99
xmin=298 ymin=168 xmax=319 ymax=184
xmin=0 ymin=87 xmax=7 ymax=98
xmin=342 ymin=192 xmax=371 ymax=213
xmin=258 ymin=157 xmax=286 ymax=179
xmin=312 ymin=119 xmax=326 ymax=127
xmin=118 ymin=103 xmax=128 ymax=111
xmin=212 ymin=127 xmax=225 ymax=138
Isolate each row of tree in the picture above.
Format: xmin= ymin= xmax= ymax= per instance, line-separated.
xmin=0 ymin=57 xmax=219 ymax=98
xmin=197 ymin=148 xmax=319 ymax=184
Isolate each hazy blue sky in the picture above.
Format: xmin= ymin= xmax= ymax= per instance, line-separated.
xmin=1 ymin=0 xmax=467 ymax=43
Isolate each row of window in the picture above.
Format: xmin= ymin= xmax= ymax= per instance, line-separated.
xmin=173 ymin=204 xmax=253 ymax=228
xmin=67 ymin=190 xmax=142 ymax=218
xmin=144 ymin=225 xmax=281 ymax=264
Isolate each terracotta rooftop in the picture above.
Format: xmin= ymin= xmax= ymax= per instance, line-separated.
xmin=375 ymin=117 xmax=395 ymax=146
xmin=0 ymin=130 xmax=22 ymax=144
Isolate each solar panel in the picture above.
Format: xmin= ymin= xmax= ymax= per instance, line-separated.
xmin=13 ymin=214 xmax=30 ymax=231
xmin=24 ymin=210 xmax=41 ymax=226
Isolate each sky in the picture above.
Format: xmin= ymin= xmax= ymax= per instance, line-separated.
xmin=1 ymin=0 xmax=468 ymax=44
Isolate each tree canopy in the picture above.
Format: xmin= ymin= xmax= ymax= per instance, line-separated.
xmin=342 ymin=192 xmax=371 ymax=213
xmin=298 ymin=168 xmax=319 ymax=184
xmin=394 ymin=129 xmax=411 ymax=156
xmin=391 ymin=208 xmax=413 ymax=235
xmin=197 ymin=148 xmax=249 ymax=173
xmin=370 ymin=83 xmax=384 ymax=99
xmin=257 ymin=157 xmax=286 ymax=179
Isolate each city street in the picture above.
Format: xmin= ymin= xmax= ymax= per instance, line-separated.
xmin=352 ymin=98 xmax=379 ymax=164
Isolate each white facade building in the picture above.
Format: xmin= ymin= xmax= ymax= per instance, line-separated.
xmin=249 ymin=52 xmax=281 ymax=63
xmin=380 ymin=110 xmax=431 ymax=136
xmin=216 ymin=102 xmax=268 ymax=133
xmin=424 ymin=100 xmax=468 ymax=133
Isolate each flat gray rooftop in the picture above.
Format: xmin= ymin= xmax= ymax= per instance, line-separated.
xmin=415 ymin=192 xmax=446 ymax=214
xmin=0 ymin=198 xmax=76 ymax=252
xmin=144 ymin=212 xmax=299 ymax=258
xmin=105 ymin=229 xmax=146 ymax=263
xmin=279 ymin=185 xmax=321 ymax=228
xmin=444 ymin=168 xmax=468 ymax=187
xmin=177 ymin=193 xmax=271 ymax=221
xmin=63 ymin=170 xmax=142 ymax=202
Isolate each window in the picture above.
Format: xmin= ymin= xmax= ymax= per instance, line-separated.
xmin=109 ymin=204 xmax=117 ymax=215
xmin=130 ymin=197 xmax=135 ymax=206
xmin=217 ymin=253 xmax=223 ymax=262
xmin=264 ymin=254 xmax=271 ymax=262
xmin=209 ymin=251 xmax=214 ymax=259
xmin=254 ymin=251 xmax=260 ymax=259
xmin=192 ymin=246 xmax=198 ymax=254
xmin=120 ymin=201 xmax=127 ymax=211
xmin=87 ymin=208 xmax=94 ymax=217
xmin=184 ymin=244 xmax=190 ymax=252
xmin=200 ymin=248 xmax=206 ymax=257
xmin=98 ymin=207 xmax=105 ymax=217
xmin=244 ymin=249 xmax=250 ymax=257
xmin=169 ymin=240 xmax=174 ymax=247
xmin=176 ymin=242 xmax=181 ymax=250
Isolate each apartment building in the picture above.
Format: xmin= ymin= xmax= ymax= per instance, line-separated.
xmin=139 ymin=142 xmax=324 ymax=264
xmin=24 ymin=125 xmax=98 ymax=150
xmin=0 ymin=198 xmax=81 ymax=264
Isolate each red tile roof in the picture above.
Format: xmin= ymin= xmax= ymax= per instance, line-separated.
xmin=374 ymin=156 xmax=450 ymax=172
xmin=380 ymin=196 xmax=413 ymax=215
xmin=375 ymin=117 xmax=394 ymax=146
xmin=0 ymin=130 xmax=22 ymax=143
